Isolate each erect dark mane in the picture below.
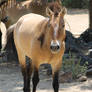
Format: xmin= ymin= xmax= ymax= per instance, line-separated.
xmin=48 ymin=1 xmax=62 ymax=17
xmin=37 ymin=18 xmax=49 ymax=48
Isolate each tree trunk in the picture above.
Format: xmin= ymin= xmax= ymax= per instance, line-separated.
xmin=89 ymin=0 xmax=92 ymax=29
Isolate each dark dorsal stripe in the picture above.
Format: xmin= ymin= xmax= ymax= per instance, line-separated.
xmin=37 ymin=18 xmax=49 ymax=48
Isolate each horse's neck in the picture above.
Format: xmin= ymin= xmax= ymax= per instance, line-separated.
xmin=39 ymin=18 xmax=49 ymax=35
xmin=37 ymin=18 xmax=50 ymax=49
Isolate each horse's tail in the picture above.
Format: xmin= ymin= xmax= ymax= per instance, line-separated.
xmin=7 ymin=23 xmax=16 ymax=36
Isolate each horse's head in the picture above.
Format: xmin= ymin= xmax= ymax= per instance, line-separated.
xmin=46 ymin=6 xmax=66 ymax=54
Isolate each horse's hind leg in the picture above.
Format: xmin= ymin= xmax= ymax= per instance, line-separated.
xmin=32 ymin=66 xmax=39 ymax=92
xmin=25 ymin=56 xmax=33 ymax=92
xmin=21 ymin=56 xmax=32 ymax=92
xmin=17 ymin=50 xmax=32 ymax=92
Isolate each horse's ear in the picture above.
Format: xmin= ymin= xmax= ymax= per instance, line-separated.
xmin=46 ymin=7 xmax=53 ymax=17
xmin=60 ymin=7 xmax=67 ymax=17
xmin=56 ymin=0 xmax=62 ymax=5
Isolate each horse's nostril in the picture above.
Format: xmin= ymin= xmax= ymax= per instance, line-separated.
xmin=50 ymin=45 xmax=60 ymax=51
xmin=57 ymin=45 xmax=60 ymax=50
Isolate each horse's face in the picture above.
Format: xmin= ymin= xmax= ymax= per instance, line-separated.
xmin=46 ymin=7 xmax=66 ymax=54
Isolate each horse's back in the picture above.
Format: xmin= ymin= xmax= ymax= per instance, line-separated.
xmin=14 ymin=13 xmax=46 ymax=56
xmin=20 ymin=13 xmax=46 ymax=24
xmin=15 ymin=13 xmax=46 ymax=33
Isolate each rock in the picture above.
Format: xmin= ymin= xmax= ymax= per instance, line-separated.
xmin=88 ymin=49 xmax=92 ymax=58
xmin=77 ymin=53 xmax=92 ymax=66
xmin=86 ymin=68 xmax=92 ymax=76
xmin=79 ymin=29 xmax=92 ymax=43
xmin=87 ymin=42 xmax=92 ymax=49
xmin=65 ymin=30 xmax=92 ymax=65
xmin=59 ymin=71 xmax=72 ymax=83
xmin=65 ymin=31 xmax=79 ymax=53
xmin=65 ymin=30 xmax=90 ymax=54
xmin=77 ymin=74 xmax=82 ymax=79
xmin=78 ymin=76 xmax=87 ymax=82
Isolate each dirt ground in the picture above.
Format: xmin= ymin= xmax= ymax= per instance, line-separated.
xmin=0 ymin=63 xmax=92 ymax=92
xmin=0 ymin=9 xmax=92 ymax=92
xmin=65 ymin=9 xmax=89 ymax=37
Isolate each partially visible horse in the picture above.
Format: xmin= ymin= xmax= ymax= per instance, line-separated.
xmin=0 ymin=21 xmax=7 ymax=52
xmin=0 ymin=0 xmax=8 ymax=55
xmin=0 ymin=0 xmax=48 ymax=56
xmin=0 ymin=0 xmax=62 ymax=28
xmin=8 ymin=4 xmax=66 ymax=92
xmin=0 ymin=0 xmax=48 ymax=28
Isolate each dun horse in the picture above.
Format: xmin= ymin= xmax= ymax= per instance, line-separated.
xmin=8 ymin=5 xmax=66 ymax=92
xmin=0 ymin=0 xmax=61 ymax=55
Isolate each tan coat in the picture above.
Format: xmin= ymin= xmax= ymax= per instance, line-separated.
xmin=14 ymin=13 xmax=65 ymax=72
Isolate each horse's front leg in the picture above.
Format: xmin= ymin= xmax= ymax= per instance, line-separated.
xmin=52 ymin=71 xmax=59 ymax=92
xmin=32 ymin=66 xmax=39 ymax=92
xmin=51 ymin=60 xmax=62 ymax=92
xmin=21 ymin=56 xmax=32 ymax=92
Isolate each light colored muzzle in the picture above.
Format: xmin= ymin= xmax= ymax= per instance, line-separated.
xmin=50 ymin=40 xmax=60 ymax=54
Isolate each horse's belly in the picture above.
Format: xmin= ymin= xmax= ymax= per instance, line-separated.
xmin=15 ymin=39 xmax=51 ymax=64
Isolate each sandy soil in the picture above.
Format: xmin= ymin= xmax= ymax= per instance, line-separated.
xmin=0 ymin=63 xmax=92 ymax=92
xmin=0 ymin=9 xmax=91 ymax=92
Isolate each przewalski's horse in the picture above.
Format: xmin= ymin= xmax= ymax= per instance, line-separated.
xmin=0 ymin=0 xmax=63 ymax=59
xmin=8 ymin=5 xmax=66 ymax=92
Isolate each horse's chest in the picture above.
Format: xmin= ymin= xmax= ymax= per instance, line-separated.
xmin=32 ymin=48 xmax=51 ymax=59
xmin=31 ymin=46 xmax=61 ymax=63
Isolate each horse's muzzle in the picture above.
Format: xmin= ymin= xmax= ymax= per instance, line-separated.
xmin=50 ymin=40 xmax=60 ymax=54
